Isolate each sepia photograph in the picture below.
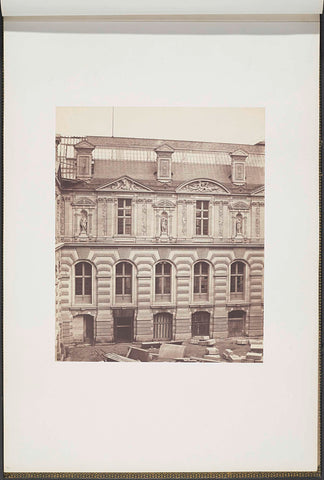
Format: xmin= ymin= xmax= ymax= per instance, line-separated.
xmin=55 ymin=107 xmax=265 ymax=363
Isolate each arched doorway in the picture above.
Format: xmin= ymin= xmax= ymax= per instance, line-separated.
xmin=191 ymin=311 xmax=210 ymax=337
xmin=153 ymin=313 xmax=173 ymax=341
xmin=228 ymin=310 xmax=246 ymax=337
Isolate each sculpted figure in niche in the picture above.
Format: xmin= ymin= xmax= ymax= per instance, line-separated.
xmin=160 ymin=212 xmax=168 ymax=235
xmin=235 ymin=213 xmax=243 ymax=236
xmin=80 ymin=209 xmax=88 ymax=234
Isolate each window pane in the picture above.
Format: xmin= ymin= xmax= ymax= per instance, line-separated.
xmin=201 ymin=262 xmax=209 ymax=274
xmin=194 ymin=277 xmax=200 ymax=293
xmin=156 ymin=263 xmax=162 ymax=275
xmin=230 ymin=277 xmax=236 ymax=292
xmin=75 ymin=263 xmax=82 ymax=275
xmin=194 ymin=263 xmax=200 ymax=275
xmin=75 ymin=278 xmax=83 ymax=295
xmin=125 ymin=277 xmax=132 ymax=294
xmin=164 ymin=262 xmax=171 ymax=275
xmin=118 ymin=218 xmax=124 ymax=234
xmin=116 ymin=263 xmax=123 ymax=275
xmin=116 ymin=277 xmax=123 ymax=294
xmin=237 ymin=277 xmax=244 ymax=292
xmin=203 ymin=220 xmax=208 ymax=235
xmin=83 ymin=263 xmax=91 ymax=276
xmin=196 ymin=200 xmax=202 ymax=209
xmin=164 ymin=276 xmax=171 ymax=294
xmin=201 ymin=276 xmax=208 ymax=293
xmin=118 ymin=199 xmax=123 ymax=207
xmin=125 ymin=199 xmax=131 ymax=206
xmin=155 ymin=277 xmax=162 ymax=294
xmin=84 ymin=277 xmax=92 ymax=295
xmin=124 ymin=263 xmax=132 ymax=275
xmin=203 ymin=201 xmax=209 ymax=209
xmin=196 ymin=220 xmax=201 ymax=234
xmin=238 ymin=262 xmax=244 ymax=274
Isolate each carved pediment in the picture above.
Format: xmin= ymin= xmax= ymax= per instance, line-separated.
xmin=72 ymin=197 xmax=96 ymax=206
xmin=177 ymin=179 xmax=229 ymax=194
xmin=96 ymin=176 xmax=153 ymax=192
xmin=229 ymin=201 xmax=250 ymax=210
xmin=154 ymin=199 xmax=176 ymax=209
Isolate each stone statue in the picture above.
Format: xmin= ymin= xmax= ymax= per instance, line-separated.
xmin=235 ymin=214 xmax=243 ymax=236
xmin=80 ymin=210 xmax=88 ymax=234
xmin=160 ymin=213 xmax=168 ymax=235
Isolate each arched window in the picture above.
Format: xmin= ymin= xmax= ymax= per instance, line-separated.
xmin=116 ymin=262 xmax=132 ymax=303
xmin=193 ymin=261 xmax=209 ymax=301
xmin=75 ymin=262 xmax=92 ymax=304
xmin=155 ymin=261 xmax=171 ymax=302
xmin=230 ymin=261 xmax=245 ymax=300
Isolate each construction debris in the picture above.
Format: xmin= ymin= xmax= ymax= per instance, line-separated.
xmin=246 ymin=352 xmax=263 ymax=362
xmin=158 ymin=343 xmax=186 ymax=360
xmin=141 ymin=341 xmax=162 ymax=349
xmin=236 ymin=338 xmax=249 ymax=345
xmin=203 ymin=354 xmax=221 ymax=361
xmin=126 ymin=346 xmax=152 ymax=362
xmin=205 ymin=347 xmax=219 ymax=355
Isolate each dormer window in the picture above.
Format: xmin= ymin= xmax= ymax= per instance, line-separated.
xmin=155 ymin=143 xmax=174 ymax=183
xmin=230 ymin=149 xmax=248 ymax=185
xmin=74 ymin=140 xmax=95 ymax=180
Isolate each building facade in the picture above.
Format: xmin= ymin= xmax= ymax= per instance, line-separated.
xmin=55 ymin=135 xmax=264 ymax=347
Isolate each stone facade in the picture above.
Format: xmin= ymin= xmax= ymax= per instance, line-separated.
xmin=55 ymin=135 xmax=264 ymax=345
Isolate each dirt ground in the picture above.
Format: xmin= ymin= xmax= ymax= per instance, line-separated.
xmin=65 ymin=337 xmax=262 ymax=362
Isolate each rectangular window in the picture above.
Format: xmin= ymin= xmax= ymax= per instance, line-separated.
xmin=117 ymin=199 xmax=132 ymax=235
xmin=196 ymin=200 xmax=209 ymax=235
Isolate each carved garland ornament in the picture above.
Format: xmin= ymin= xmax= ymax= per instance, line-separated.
xmin=178 ymin=180 xmax=226 ymax=193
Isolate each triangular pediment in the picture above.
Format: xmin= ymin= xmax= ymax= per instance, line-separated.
xmin=96 ymin=176 xmax=153 ymax=192
xmin=177 ymin=179 xmax=229 ymax=194
xmin=75 ymin=140 xmax=95 ymax=150
xmin=154 ymin=143 xmax=175 ymax=153
xmin=230 ymin=149 xmax=248 ymax=157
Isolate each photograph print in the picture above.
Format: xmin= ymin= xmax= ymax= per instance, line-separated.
xmin=55 ymin=107 xmax=265 ymax=363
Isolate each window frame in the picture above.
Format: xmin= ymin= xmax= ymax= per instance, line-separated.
xmin=117 ymin=198 xmax=132 ymax=235
xmin=115 ymin=261 xmax=133 ymax=304
xmin=193 ymin=261 xmax=210 ymax=302
xmin=195 ymin=200 xmax=209 ymax=236
xmin=74 ymin=261 xmax=93 ymax=305
xmin=230 ymin=261 xmax=246 ymax=300
xmin=155 ymin=261 xmax=172 ymax=303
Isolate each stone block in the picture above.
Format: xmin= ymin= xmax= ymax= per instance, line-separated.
xmin=204 ymin=354 xmax=221 ymax=361
xmin=199 ymin=336 xmax=210 ymax=341
xmin=158 ymin=343 xmax=186 ymax=359
xmin=141 ymin=341 xmax=162 ymax=349
xmin=236 ymin=338 xmax=249 ymax=345
xmin=228 ymin=354 xmax=241 ymax=362
xmin=250 ymin=344 xmax=263 ymax=353
xmin=190 ymin=337 xmax=200 ymax=345
xmin=205 ymin=347 xmax=219 ymax=355
xmin=249 ymin=338 xmax=263 ymax=345
xmin=127 ymin=346 xmax=151 ymax=362
xmin=199 ymin=339 xmax=216 ymax=346
xmin=224 ymin=349 xmax=233 ymax=356
xmin=246 ymin=352 xmax=263 ymax=361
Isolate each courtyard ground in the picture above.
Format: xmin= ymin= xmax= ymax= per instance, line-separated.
xmin=64 ymin=337 xmax=262 ymax=362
